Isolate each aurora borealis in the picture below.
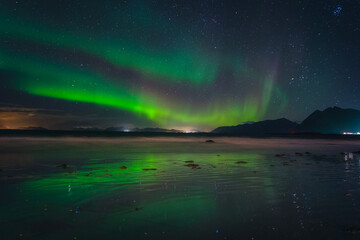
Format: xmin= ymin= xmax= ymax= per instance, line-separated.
xmin=0 ymin=0 xmax=359 ymax=131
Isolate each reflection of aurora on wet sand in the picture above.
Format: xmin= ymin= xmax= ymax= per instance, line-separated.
xmin=2 ymin=137 xmax=360 ymax=239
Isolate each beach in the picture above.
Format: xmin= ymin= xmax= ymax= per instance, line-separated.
xmin=1 ymin=136 xmax=360 ymax=239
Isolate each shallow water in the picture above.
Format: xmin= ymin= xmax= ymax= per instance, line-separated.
xmin=1 ymin=137 xmax=360 ymax=240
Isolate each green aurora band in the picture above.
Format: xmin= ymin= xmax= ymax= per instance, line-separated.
xmin=0 ymin=11 xmax=288 ymax=129
xmin=0 ymin=48 xmax=279 ymax=128
xmin=0 ymin=13 xmax=219 ymax=84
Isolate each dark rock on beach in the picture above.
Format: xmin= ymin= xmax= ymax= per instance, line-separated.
xmin=57 ymin=164 xmax=68 ymax=169
xmin=184 ymin=163 xmax=201 ymax=169
xmin=345 ymin=226 xmax=360 ymax=233
xmin=236 ymin=161 xmax=248 ymax=164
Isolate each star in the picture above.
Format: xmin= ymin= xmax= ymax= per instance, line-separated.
xmin=333 ymin=5 xmax=342 ymax=16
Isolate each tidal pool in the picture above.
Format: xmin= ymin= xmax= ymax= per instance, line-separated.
xmin=1 ymin=137 xmax=360 ymax=239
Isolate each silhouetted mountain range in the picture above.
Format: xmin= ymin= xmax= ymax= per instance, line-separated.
xmin=212 ymin=107 xmax=360 ymax=135
xmin=131 ymin=128 xmax=181 ymax=133
xmin=298 ymin=107 xmax=360 ymax=134
xmin=105 ymin=127 xmax=127 ymax=132
xmin=212 ymin=118 xmax=298 ymax=135
xmin=21 ymin=127 xmax=48 ymax=131
xmin=1 ymin=107 xmax=359 ymax=136
xmin=73 ymin=127 xmax=102 ymax=131
xmin=77 ymin=127 xmax=182 ymax=133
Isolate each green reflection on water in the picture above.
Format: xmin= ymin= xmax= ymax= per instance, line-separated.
xmin=2 ymin=150 xmax=281 ymax=239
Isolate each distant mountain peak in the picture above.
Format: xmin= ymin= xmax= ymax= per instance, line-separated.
xmin=212 ymin=107 xmax=360 ymax=135
xmin=323 ymin=106 xmax=341 ymax=112
xmin=212 ymin=118 xmax=298 ymax=135
xmin=299 ymin=107 xmax=360 ymax=134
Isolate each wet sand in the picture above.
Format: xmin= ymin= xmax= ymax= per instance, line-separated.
xmin=1 ymin=137 xmax=360 ymax=239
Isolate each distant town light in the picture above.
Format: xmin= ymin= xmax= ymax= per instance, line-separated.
xmin=343 ymin=132 xmax=360 ymax=135
xmin=184 ymin=130 xmax=198 ymax=133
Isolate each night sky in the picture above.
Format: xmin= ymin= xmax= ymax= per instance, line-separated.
xmin=0 ymin=0 xmax=359 ymax=131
